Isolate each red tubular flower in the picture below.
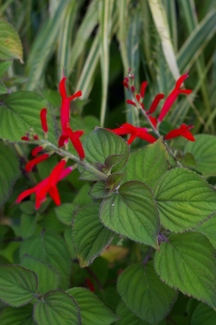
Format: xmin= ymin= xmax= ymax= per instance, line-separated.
xmin=21 ymin=136 xmax=30 ymax=141
xmin=16 ymin=160 xmax=72 ymax=209
xmin=147 ymin=94 xmax=165 ymax=115
xmin=126 ymin=99 xmax=137 ymax=107
xmin=66 ymin=127 xmax=85 ymax=160
xmin=111 ymin=123 xmax=157 ymax=144
xmin=40 ymin=108 xmax=48 ymax=133
xmin=158 ymin=74 xmax=192 ymax=123
xmin=140 ymin=81 xmax=148 ymax=98
xmin=31 ymin=146 xmax=44 ymax=157
xmin=164 ymin=124 xmax=195 ymax=141
xmin=25 ymin=153 xmax=50 ymax=172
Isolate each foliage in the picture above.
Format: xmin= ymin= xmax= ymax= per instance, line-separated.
xmin=0 ymin=0 xmax=216 ymax=324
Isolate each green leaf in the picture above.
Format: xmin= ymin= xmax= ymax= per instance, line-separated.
xmin=0 ymin=142 xmax=20 ymax=207
xmin=33 ymin=290 xmax=81 ymax=325
xmin=19 ymin=230 xmax=71 ymax=289
xmin=0 ymin=265 xmax=38 ymax=307
xmin=100 ymin=181 xmax=159 ymax=248
xmin=67 ymin=287 xmax=118 ymax=324
xmin=123 ymin=139 xmax=169 ymax=188
xmin=196 ymin=214 xmax=216 ymax=248
xmin=116 ymin=301 xmax=150 ymax=325
xmin=154 ymin=232 xmax=216 ymax=309
xmin=184 ymin=135 xmax=216 ymax=177
xmin=0 ymin=80 xmax=7 ymax=94
xmin=0 ymin=19 xmax=23 ymax=62
xmin=72 ymin=204 xmax=113 ymax=267
xmin=55 ymin=203 xmax=74 ymax=225
xmin=89 ymin=181 xmax=112 ymax=199
xmin=106 ymin=173 xmax=125 ymax=191
xmin=83 ymin=128 xmax=129 ymax=178
xmin=191 ymin=302 xmax=216 ymax=325
xmin=154 ymin=168 xmax=216 ymax=232
xmin=21 ymin=255 xmax=60 ymax=294
xmin=0 ymin=304 xmax=34 ymax=325
xmin=117 ymin=262 xmax=177 ymax=324
xmin=0 ymin=92 xmax=57 ymax=143
xmin=20 ymin=214 xmax=36 ymax=239
xmin=0 ymin=61 xmax=11 ymax=78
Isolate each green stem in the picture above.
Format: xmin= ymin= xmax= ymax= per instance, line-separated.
xmin=40 ymin=140 xmax=108 ymax=180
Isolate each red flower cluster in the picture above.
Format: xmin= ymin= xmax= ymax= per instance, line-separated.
xmin=115 ymin=73 xmax=195 ymax=144
xmin=58 ymin=77 xmax=85 ymax=160
xmin=17 ymin=77 xmax=84 ymax=208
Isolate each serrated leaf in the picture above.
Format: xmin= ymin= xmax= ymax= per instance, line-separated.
xmin=123 ymin=139 xmax=169 ymax=188
xmin=100 ymin=181 xmax=159 ymax=248
xmin=106 ymin=173 xmax=124 ymax=191
xmin=33 ymin=290 xmax=81 ymax=325
xmin=0 ymin=142 xmax=20 ymax=207
xmin=154 ymin=232 xmax=216 ymax=309
xmin=184 ymin=135 xmax=216 ymax=177
xmin=20 ymin=214 xmax=36 ymax=239
xmin=82 ymin=128 xmax=129 ymax=179
xmin=154 ymin=168 xmax=216 ymax=232
xmin=72 ymin=204 xmax=113 ymax=267
xmin=196 ymin=214 xmax=216 ymax=249
xmin=21 ymin=255 xmax=59 ymax=294
xmin=0 ymin=265 xmax=38 ymax=307
xmin=67 ymin=287 xmax=118 ymax=324
xmin=19 ymin=230 xmax=71 ymax=289
xmin=191 ymin=302 xmax=216 ymax=325
xmin=55 ymin=203 xmax=75 ymax=225
xmin=0 ymin=304 xmax=34 ymax=325
xmin=116 ymin=301 xmax=150 ymax=325
xmin=117 ymin=262 xmax=177 ymax=324
xmin=0 ymin=19 xmax=23 ymax=62
xmin=0 ymin=92 xmax=57 ymax=143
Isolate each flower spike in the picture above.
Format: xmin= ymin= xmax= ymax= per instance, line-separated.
xmin=40 ymin=108 xmax=48 ymax=133
xmin=164 ymin=124 xmax=195 ymax=142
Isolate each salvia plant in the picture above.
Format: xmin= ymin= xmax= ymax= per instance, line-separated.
xmin=1 ymin=5 xmax=216 ymax=325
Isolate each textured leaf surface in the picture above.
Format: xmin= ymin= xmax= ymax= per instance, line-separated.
xmin=33 ymin=290 xmax=81 ymax=325
xmin=117 ymin=263 xmax=177 ymax=324
xmin=67 ymin=287 xmax=118 ymax=324
xmin=83 ymin=128 xmax=129 ymax=175
xmin=55 ymin=203 xmax=75 ymax=225
xmin=21 ymin=255 xmax=59 ymax=294
xmin=0 ymin=265 xmax=38 ymax=307
xmin=20 ymin=230 xmax=71 ymax=289
xmin=100 ymin=181 xmax=159 ymax=248
xmin=0 ymin=19 xmax=23 ymax=62
xmin=0 ymin=92 xmax=57 ymax=143
xmin=0 ymin=142 xmax=20 ymax=207
xmin=72 ymin=204 xmax=113 ymax=267
xmin=116 ymin=302 xmax=150 ymax=325
xmin=154 ymin=232 xmax=216 ymax=309
xmin=123 ymin=139 xmax=169 ymax=188
xmin=184 ymin=135 xmax=216 ymax=177
xmin=196 ymin=214 xmax=216 ymax=249
xmin=0 ymin=304 xmax=34 ymax=325
xmin=191 ymin=302 xmax=216 ymax=325
xmin=154 ymin=168 xmax=216 ymax=232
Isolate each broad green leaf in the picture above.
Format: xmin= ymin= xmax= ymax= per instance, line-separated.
xmin=21 ymin=255 xmax=60 ymax=294
xmin=116 ymin=302 xmax=151 ymax=325
xmin=184 ymin=135 xmax=216 ymax=177
xmin=0 ymin=80 xmax=7 ymax=94
xmin=0 ymin=265 xmax=38 ymax=307
xmin=117 ymin=262 xmax=177 ymax=324
xmin=0 ymin=19 xmax=23 ymax=62
xmin=84 ymin=129 xmax=129 ymax=175
xmin=89 ymin=181 xmax=112 ymax=199
xmin=191 ymin=302 xmax=216 ymax=325
xmin=55 ymin=203 xmax=74 ymax=225
xmin=154 ymin=168 xmax=216 ymax=232
xmin=72 ymin=204 xmax=113 ymax=267
xmin=0 ymin=142 xmax=20 ymax=207
xmin=100 ymin=181 xmax=159 ymax=248
xmin=196 ymin=214 xmax=216 ymax=248
xmin=33 ymin=290 xmax=81 ymax=325
xmin=154 ymin=232 xmax=216 ymax=309
xmin=20 ymin=230 xmax=71 ymax=289
xmin=67 ymin=287 xmax=118 ymax=324
xmin=124 ymin=139 xmax=169 ymax=188
xmin=0 ymin=304 xmax=34 ymax=325
xmin=20 ymin=214 xmax=36 ymax=239
xmin=0 ymin=61 xmax=11 ymax=78
xmin=0 ymin=92 xmax=57 ymax=143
